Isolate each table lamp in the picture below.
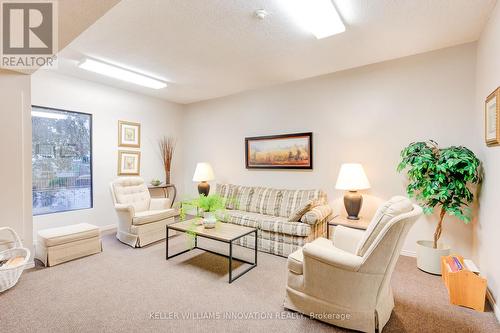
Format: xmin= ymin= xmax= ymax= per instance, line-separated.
xmin=335 ymin=163 xmax=371 ymax=220
xmin=192 ymin=162 xmax=215 ymax=196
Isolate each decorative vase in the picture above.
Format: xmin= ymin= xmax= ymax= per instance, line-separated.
xmin=203 ymin=212 xmax=216 ymax=229
xmin=416 ymin=240 xmax=450 ymax=275
xmin=165 ymin=170 xmax=171 ymax=185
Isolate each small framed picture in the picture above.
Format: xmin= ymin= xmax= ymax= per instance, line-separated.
xmin=485 ymin=87 xmax=500 ymax=147
xmin=118 ymin=151 xmax=141 ymax=176
xmin=118 ymin=120 xmax=141 ymax=148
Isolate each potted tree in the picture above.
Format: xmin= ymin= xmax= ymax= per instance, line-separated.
xmin=397 ymin=140 xmax=481 ymax=275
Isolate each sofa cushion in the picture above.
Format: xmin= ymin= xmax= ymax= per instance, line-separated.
xmin=234 ymin=186 xmax=254 ymax=211
xmin=288 ymin=249 xmax=304 ymax=275
xmin=278 ymin=189 xmax=327 ymax=218
xmin=216 ymin=183 xmax=239 ymax=209
xmin=38 ymin=223 xmax=100 ymax=247
xmin=223 ymin=210 xmax=261 ymax=228
xmin=260 ymin=218 xmax=311 ymax=237
xmin=249 ymin=187 xmax=282 ymax=216
xmin=112 ymin=177 xmax=151 ymax=213
xmin=133 ymin=209 xmax=177 ymax=225
xmin=356 ymin=196 xmax=413 ymax=256
xmin=223 ymin=210 xmax=311 ymax=237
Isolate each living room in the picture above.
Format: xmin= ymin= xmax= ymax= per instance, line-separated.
xmin=1 ymin=0 xmax=500 ymax=332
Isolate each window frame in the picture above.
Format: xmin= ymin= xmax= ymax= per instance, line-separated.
xmin=32 ymin=105 xmax=94 ymax=216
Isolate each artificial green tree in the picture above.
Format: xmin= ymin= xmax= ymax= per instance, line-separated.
xmin=397 ymin=140 xmax=481 ymax=249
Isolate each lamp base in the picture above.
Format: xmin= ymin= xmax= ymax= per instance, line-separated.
xmin=344 ymin=191 xmax=363 ymax=220
xmin=198 ymin=181 xmax=210 ymax=196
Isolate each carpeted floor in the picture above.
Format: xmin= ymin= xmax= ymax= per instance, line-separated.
xmin=0 ymin=230 xmax=499 ymax=333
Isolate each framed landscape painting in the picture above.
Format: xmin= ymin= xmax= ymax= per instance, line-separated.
xmin=118 ymin=151 xmax=141 ymax=176
xmin=118 ymin=120 xmax=141 ymax=148
xmin=245 ymin=132 xmax=313 ymax=169
xmin=485 ymin=87 xmax=500 ymax=146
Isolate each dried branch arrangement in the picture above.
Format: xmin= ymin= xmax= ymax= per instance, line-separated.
xmin=159 ymin=136 xmax=176 ymax=184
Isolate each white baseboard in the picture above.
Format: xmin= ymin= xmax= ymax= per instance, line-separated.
xmin=400 ymin=249 xmax=416 ymax=257
xmin=100 ymin=224 xmax=116 ymax=232
xmin=487 ymin=289 xmax=500 ymax=322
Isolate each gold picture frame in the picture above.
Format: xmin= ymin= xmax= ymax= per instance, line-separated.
xmin=485 ymin=87 xmax=500 ymax=147
xmin=118 ymin=150 xmax=141 ymax=176
xmin=118 ymin=120 xmax=141 ymax=148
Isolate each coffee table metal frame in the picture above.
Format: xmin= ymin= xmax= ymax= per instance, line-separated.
xmin=166 ymin=223 xmax=258 ymax=283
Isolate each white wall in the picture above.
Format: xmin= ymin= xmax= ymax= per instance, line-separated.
xmin=31 ymin=71 xmax=184 ymax=235
xmin=0 ymin=70 xmax=32 ymax=252
xmin=474 ymin=2 xmax=500 ymax=314
xmin=182 ymin=43 xmax=479 ymax=257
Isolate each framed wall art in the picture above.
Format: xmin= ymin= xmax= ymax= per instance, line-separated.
xmin=485 ymin=87 xmax=500 ymax=147
xmin=245 ymin=132 xmax=313 ymax=169
xmin=118 ymin=120 xmax=141 ymax=148
xmin=118 ymin=150 xmax=141 ymax=176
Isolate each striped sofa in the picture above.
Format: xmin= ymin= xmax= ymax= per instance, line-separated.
xmin=216 ymin=184 xmax=332 ymax=257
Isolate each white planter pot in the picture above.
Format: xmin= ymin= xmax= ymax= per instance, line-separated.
xmin=416 ymin=240 xmax=450 ymax=275
xmin=203 ymin=212 xmax=216 ymax=229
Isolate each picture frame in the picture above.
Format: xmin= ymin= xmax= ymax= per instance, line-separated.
xmin=118 ymin=120 xmax=141 ymax=148
xmin=118 ymin=150 xmax=141 ymax=176
xmin=485 ymin=87 xmax=500 ymax=147
xmin=245 ymin=132 xmax=313 ymax=169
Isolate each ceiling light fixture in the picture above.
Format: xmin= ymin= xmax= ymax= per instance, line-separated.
xmin=279 ymin=0 xmax=345 ymax=39
xmin=78 ymin=59 xmax=167 ymax=89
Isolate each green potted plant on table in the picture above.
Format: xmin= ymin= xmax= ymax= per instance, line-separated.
xmin=179 ymin=194 xmax=227 ymax=229
xmin=397 ymin=140 xmax=481 ymax=275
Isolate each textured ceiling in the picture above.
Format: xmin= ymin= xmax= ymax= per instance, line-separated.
xmin=51 ymin=0 xmax=497 ymax=104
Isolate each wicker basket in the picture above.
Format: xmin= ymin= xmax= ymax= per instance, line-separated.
xmin=0 ymin=227 xmax=30 ymax=293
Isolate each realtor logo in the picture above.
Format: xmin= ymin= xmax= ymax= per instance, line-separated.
xmin=1 ymin=0 xmax=58 ymax=69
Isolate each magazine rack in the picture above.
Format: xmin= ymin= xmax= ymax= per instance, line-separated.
xmin=441 ymin=255 xmax=487 ymax=312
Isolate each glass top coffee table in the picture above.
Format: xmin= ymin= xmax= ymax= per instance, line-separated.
xmin=166 ymin=219 xmax=257 ymax=283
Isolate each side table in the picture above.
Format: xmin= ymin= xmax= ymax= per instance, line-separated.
xmin=327 ymin=215 xmax=370 ymax=240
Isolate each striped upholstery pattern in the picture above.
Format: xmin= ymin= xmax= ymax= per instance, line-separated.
xmin=216 ymin=184 xmax=330 ymax=257
xmin=288 ymin=199 xmax=316 ymax=222
xmin=278 ymin=189 xmax=326 ymax=218
xmin=224 ymin=210 xmax=310 ymax=237
xmin=249 ymin=187 xmax=282 ymax=216
xmin=300 ymin=204 xmax=333 ymax=225
xmin=233 ymin=221 xmax=327 ymax=257
xmin=224 ymin=210 xmax=261 ymax=228
xmin=234 ymin=186 xmax=254 ymax=211
xmin=215 ymin=183 xmax=239 ymax=209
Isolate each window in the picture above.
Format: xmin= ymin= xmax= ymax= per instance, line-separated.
xmin=32 ymin=106 xmax=93 ymax=215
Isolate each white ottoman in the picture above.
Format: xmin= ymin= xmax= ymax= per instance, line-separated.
xmin=35 ymin=223 xmax=102 ymax=267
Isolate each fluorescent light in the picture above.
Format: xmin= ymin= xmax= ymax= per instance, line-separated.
xmin=78 ymin=59 xmax=167 ymax=90
xmin=280 ymin=0 xmax=345 ymax=39
xmin=32 ymin=111 xmax=67 ymax=120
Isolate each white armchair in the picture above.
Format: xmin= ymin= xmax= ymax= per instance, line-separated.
xmin=284 ymin=196 xmax=423 ymax=333
xmin=110 ymin=177 xmax=177 ymax=247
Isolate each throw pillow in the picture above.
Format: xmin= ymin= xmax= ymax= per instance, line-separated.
xmin=288 ymin=199 xmax=316 ymax=222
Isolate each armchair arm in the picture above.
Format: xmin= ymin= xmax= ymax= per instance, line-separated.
xmin=303 ymin=242 xmax=363 ymax=271
xmin=300 ymin=204 xmax=332 ymax=225
xmin=114 ymin=203 xmax=135 ymax=216
xmin=150 ymin=198 xmax=172 ymax=210
xmin=113 ymin=204 xmax=135 ymax=232
xmin=333 ymin=225 xmax=365 ymax=254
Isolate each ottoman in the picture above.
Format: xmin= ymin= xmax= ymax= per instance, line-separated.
xmin=35 ymin=223 xmax=102 ymax=267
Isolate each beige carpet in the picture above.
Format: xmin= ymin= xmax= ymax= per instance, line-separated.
xmin=0 ymin=230 xmax=499 ymax=333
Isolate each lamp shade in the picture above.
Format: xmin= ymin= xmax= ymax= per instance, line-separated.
xmin=192 ymin=162 xmax=215 ymax=182
xmin=335 ymin=163 xmax=370 ymax=191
